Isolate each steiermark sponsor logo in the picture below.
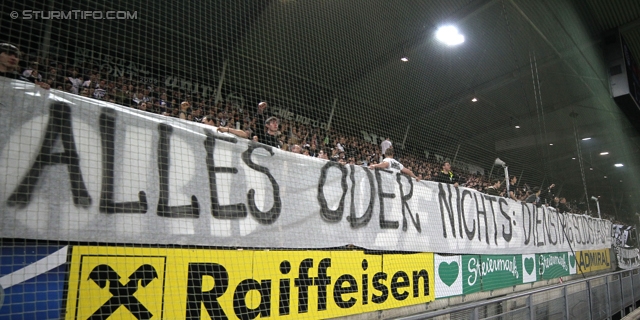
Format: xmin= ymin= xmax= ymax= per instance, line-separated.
xmin=462 ymin=255 xmax=481 ymax=295
xmin=479 ymin=255 xmax=522 ymax=291
xmin=537 ymin=253 xmax=570 ymax=280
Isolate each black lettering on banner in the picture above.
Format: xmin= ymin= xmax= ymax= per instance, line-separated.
xmin=583 ymin=217 xmax=590 ymax=244
xmin=461 ymin=190 xmax=476 ymax=240
xmin=412 ymin=270 xmax=429 ymax=298
xmin=547 ymin=209 xmax=558 ymax=245
xmin=438 ymin=183 xmax=456 ymax=238
xmin=455 ymin=187 xmax=463 ymax=238
xmin=489 ymin=196 xmax=498 ymax=244
xmin=390 ymin=271 xmax=410 ymax=301
xmin=576 ymin=215 xmax=582 ymax=245
xmin=522 ymin=203 xmax=533 ymax=245
xmin=396 ymin=173 xmax=421 ymax=232
xmin=582 ymin=217 xmax=589 ymax=245
xmin=242 ymin=142 xmax=281 ymax=224
xmin=590 ymin=225 xmax=596 ymax=247
xmin=233 ymin=279 xmax=271 ymax=319
xmin=98 ymin=109 xmax=147 ymax=213
xmin=535 ymin=206 xmax=545 ymax=247
xmin=557 ymin=209 xmax=563 ymax=244
xmin=371 ymin=272 xmax=389 ymax=304
xmin=476 ymin=194 xmax=497 ymax=245
xmin=87 ymin=264 xmax=158 ymax=320
xmin=574 ymin=215 xmax=581 ymax=244
xmin=157 ymin=124 xmax=199 ymax=218
xmin=375 ymin=169 xmax=399 ymax=229
xmin=569 ymin=214 xmax=577 ymax=244
xmin=541 ymin=207 xmax=549 ymax=244
xmin=315 ymin=258 xmax=332 ymax=311
xmin=7 ymin=102 xmax=91 ymax=208
xmin=347 ymin=165 xmax=375 ymax=228
xmin=473 ymin=192 xmax=489 ymax=244
xmin=333 ymin=274 xmax=358 ymax=308
xmin=498 ymin=198 xmax=512 ymax=242
xmin=186 ymin=263 xmax=229 ymax=320
xmin=560 ymin=213 xmax=572 ymax=243
xmin=571 ymin=214 xmax=577 ymax=244
xmin=583 ymin=217 xmax=593 ymax=244
xmin=204 ymin=131 xmax=247 ymax=220
xmin=317 ymin=161 xmax=348 ymax=222
xmin=555 ymin=211 xmax=564 ymax=245
xmin=295 ymin=259 xmax=314 ymax=313
xmin=587 ymin=217 xmax=594 ymax=244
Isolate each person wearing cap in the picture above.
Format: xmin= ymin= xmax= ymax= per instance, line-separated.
xmin=254 ymin=116 xmax=281 ymax=148
xmin=0 ymin=43 xmax=49 ymax=89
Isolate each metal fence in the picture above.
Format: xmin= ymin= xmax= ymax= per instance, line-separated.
xmin=398 ymin=268 xmax=640 ymax=320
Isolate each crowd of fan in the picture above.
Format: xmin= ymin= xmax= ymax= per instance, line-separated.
xmin=0 ymin=46 xmax=598 ymax=216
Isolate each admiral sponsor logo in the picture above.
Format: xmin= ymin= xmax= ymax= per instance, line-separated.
xmin=577 ymin=249 xmax=610 ymax=273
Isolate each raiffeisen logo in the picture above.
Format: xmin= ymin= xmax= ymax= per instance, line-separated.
xmin=66 ymin=247 xmax=435 ymax=319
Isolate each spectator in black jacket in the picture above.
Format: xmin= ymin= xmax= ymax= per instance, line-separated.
xmin=433 ymin=161 xmax=459 ymax=187
xmin=558 ymin=197 xmax=570 ymax=213
xmin=254 ymin=116 xmax=281 ymax=148
xmin=525 ymin=187 xmax=543 ymax=207
xmin=485 ymin=179 xmax=502 ymax=196
xmin=0 ymin=43 xmax=49 ymax=89
xmin=508 ymin=176 xmax=519 ymax=202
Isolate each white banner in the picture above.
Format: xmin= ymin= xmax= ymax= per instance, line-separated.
xmin=0 ymin=78 xmax=612 ymax=254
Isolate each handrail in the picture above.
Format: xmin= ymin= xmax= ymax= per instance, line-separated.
xmin=396 ymin=267 xmax=638 ymax=320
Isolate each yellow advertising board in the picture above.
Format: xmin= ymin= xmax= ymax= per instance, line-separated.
xmin=65 ymin=246 xmax=434 ymax=319
xmin=576 ymin=248 xmax=612 ymax=274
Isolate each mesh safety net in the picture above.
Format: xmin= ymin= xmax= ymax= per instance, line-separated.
xmin=0 ymin=0 xmax=639 ymax=319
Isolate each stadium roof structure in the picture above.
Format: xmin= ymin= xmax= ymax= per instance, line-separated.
xmin=227 ymin=0 xmax=640 ymax=217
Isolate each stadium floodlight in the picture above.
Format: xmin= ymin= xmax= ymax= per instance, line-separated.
xmin=615 ymin=163 xmax=624 ymax=167
xmin=436 ymin=26 xmax=464 ymax=46
xmin=582 ymin=137 xmax=591 ymax=140
xmin=401 ymin=57 xmax=409 ymax=62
